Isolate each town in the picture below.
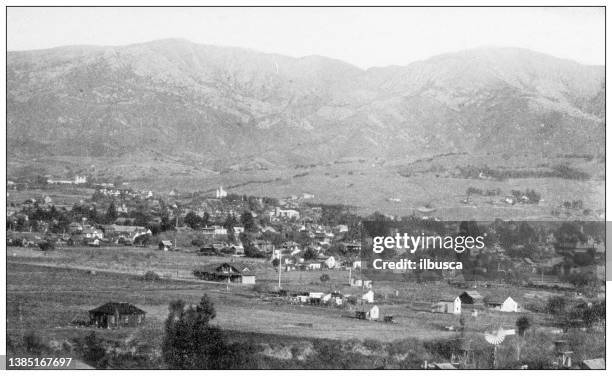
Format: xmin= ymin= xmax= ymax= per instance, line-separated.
xmin=6 ymin=173 xmax=606 ymax=369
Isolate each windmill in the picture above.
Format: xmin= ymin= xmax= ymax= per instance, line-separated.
xmin=484 ymin=326 xmax=507 ymax=368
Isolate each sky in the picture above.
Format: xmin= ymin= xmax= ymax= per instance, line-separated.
xmin=7 ymin=7 xmax=605 ymax=69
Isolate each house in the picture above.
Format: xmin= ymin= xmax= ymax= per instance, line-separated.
xmin=484 ymin=295 xmax=519 ymax=312
xmin=322 ymin=292 xmax=344 ymax=306
xmin=82 ymin=226 xmax=104 ymax=240
xmin=459 ymin=291 xmax=484 ymax=305
xmin=355 ymin=304 xmax=379 ymax=320
xmin=352 ymin=260 xmax=362 ymax=269
xmin=193 ymin=262 xmax=256 ymax=284
xmin=216 ymin=186 xmax=227 ymax=198
xmin=323 ymin=256 xmax=336 ymax=269
xmin=432 ymin=297 xmax=462 ymax=314
xmin=306 ymin=262 xmax=321 ymax=270
xmin=68 ymin=222 xmax=83 ymax=234
xmin=89 ymin=302 xmax=146 ymax=328
xmin=213 ymin=226 xmax=228 ymax=236
xmin=272 ymin=207 xmax=300 ymax=220
xmin=580 ymin=358 xmax=605 ymax=370
xmin=159 ymin=240 xmax=173 ymax=251
xmin=361 ymin=290 xmax=375 ymax=303
xmin=335 ymin=224 xmax=349 ymax=233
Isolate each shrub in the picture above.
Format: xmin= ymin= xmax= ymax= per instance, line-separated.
xmin=546 ymin=296 xmax=567 ymax=315
xmin=142 ymin=271 xmax=161 ymax=281
xmin=38 ymin=241 xmax=54 ymax=251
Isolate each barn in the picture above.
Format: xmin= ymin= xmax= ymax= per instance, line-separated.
xmin=89 ymin=302 xmax=146 ymax=328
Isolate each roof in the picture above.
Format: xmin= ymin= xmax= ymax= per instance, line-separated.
xmin=194 ymin=262 xmax=248 ymax=275
xmin=89 ymin=302 xmax=145 ymax=315
xmin=431 ymin=363 xmax=456 ymax=370
xmin=484 ymin=294 xmax=514 ymax=305
xmin=582 ymin=358 xmax=605 ymax=369
xmin=160 ymin=240 xmax=173 ymax=246
xmin=461 ymin=291 xmax=483 ymax=300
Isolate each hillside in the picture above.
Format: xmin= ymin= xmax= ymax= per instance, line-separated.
xmin=7 ymin=40 xmax=605 ymax=216
xmin=8 ymin=40 xmax=604 ymax=164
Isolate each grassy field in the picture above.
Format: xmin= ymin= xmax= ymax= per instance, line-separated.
xmin=8 ymin=246 xmax=568 ymax=341
xmin=8 ymin=160 xmax=604 ymax=221
xmin=7 ymin=246 xmax=605 ymax=369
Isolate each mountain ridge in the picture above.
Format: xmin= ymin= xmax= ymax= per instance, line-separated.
xmin=7 ymin=39 xmax=605 ymax=175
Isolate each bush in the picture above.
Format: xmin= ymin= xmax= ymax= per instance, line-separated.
xmin=38 ymin=241 xmax=54 ymax=251
xmin=142 ymin=271 xmax=161 ymax=281
xmin=546 ymin=296 xmax=567 ymax=315
xmin=23 ymin=331 xmax=46 ymax=354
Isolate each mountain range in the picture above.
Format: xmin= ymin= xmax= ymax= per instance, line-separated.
xmin=7 ymin=39 xmax=605 ymax=176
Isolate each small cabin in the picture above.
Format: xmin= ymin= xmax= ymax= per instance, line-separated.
xmin=89 ymin=302 xmax=146 ymax=328
xmin=356 ymin=305 xmax=379 ymax=320
xmin=158 ymin=240 xmax=173 ymax=251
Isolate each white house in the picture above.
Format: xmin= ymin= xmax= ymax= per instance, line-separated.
xmin=213 ymin=226 xmax=228 ymax=236
xmin=499 ymin=297 xmax=520 ymax=312
xmin=273 ymin=207 xmax=300 ymax=220
xmin=324 ymin=256 xmax=336 ymax=269
xmin=352 ymin=260 xmax=362 ymax=269
xmin=432 ymin=297 xmax=462 ymax=315
xmin=322 ymin=293 xmax=343 ymax=306
xmin=485 ymin=295 xmax=519 ymax=312
xmin=361 ymin=290 xmax=375 ymax=303
xmin=82 ymin=226 xmax=103 ymax=239
xmin=241 ymin=275 xmax=256 ymax=285
xmin=357 ymin=305 xmax=379 ymax=320
xmin=216 ymin=186 xmax=227 ymax=198
xmin=307 ymin=262 xmax=321 ymax=270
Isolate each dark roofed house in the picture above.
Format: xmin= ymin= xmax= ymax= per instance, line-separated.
xmin=193 ymin=262 xmax=255 ymax=284
xmin=89 ymin=302 xmax=146 ymax=328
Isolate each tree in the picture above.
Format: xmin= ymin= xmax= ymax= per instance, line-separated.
xmin=106 ymin=201 xmax=118 ymax=223
xmin=320 ymin=274 xmax=330 ymax=283
xmin=184 ymin=212 xmax=202 ymax=229
xmin=303 ymin=247 xmax=318 ymax=260
xmin=516 ymin=316 xmax=530 ymax=336
xmin=201 ymin=212 xmax=210 ymax=227
xmin=162 ymin=295 xmax=254 ymax=369
xmin=240 ymin=211 xmax=256 ymax=232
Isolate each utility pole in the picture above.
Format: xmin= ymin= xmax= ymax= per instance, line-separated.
xmin=278 ymin=251 xmax=282 ymax=289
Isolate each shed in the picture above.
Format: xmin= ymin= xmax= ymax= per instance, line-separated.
xmin=158 ymin=240 xmax=173 ymax=251
xmin=356 ymin=304 xmax=379 ymax=320
xmin=432 ymin=296 xmax=461 ymax=314
xmin=89 ymin=302 xmax=146 ymax=328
